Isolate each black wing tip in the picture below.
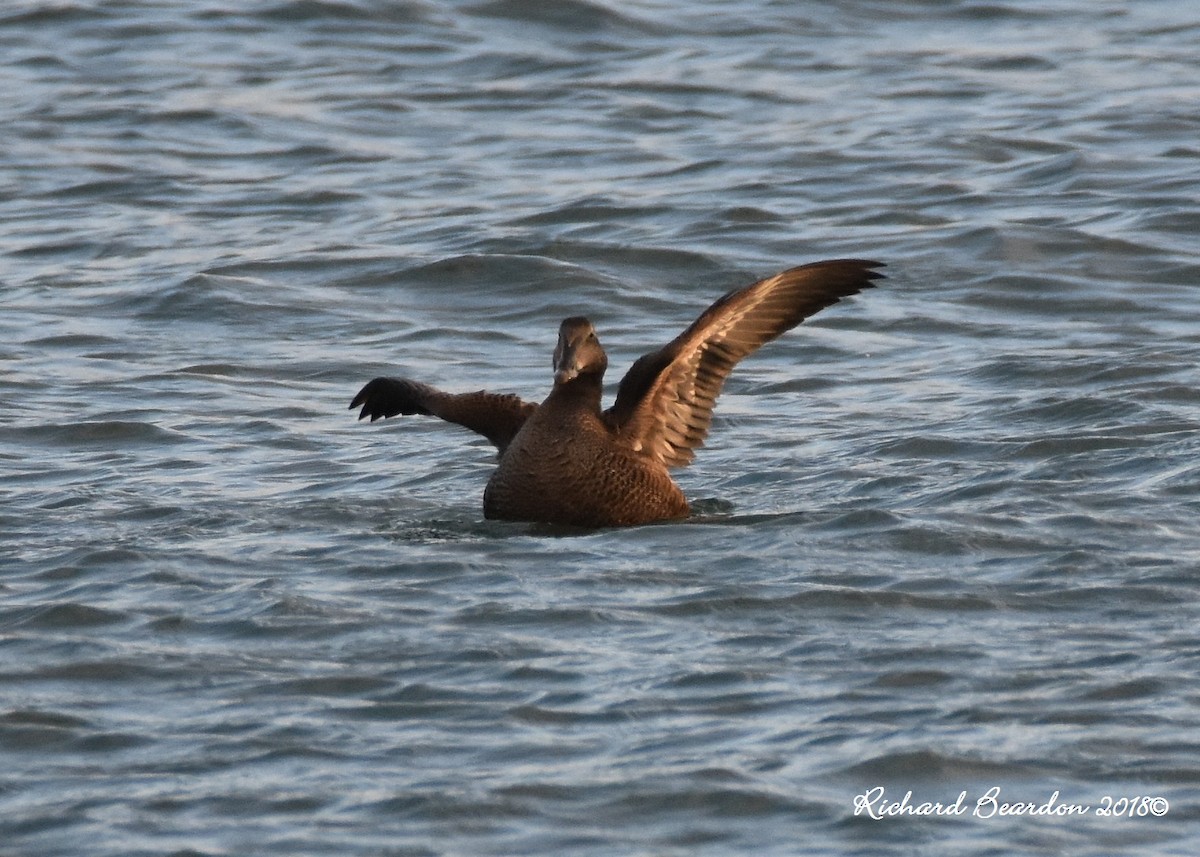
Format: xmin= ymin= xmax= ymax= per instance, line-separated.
xmin=803 ymin=258 xmax=887 ymax=297
xmin=349 ymin=376 xmax=434 ymax=421
xmin=811 ymin=257 xmax=886 ymax=277
xmin=815 ymin=258 xmax=886 ymax=268
xmin=349 ymin=377 xmax=394 ymax=421
xmin=770 ymin=258 xmax=887 ymax=295
xmin=858 ymin=259 xmax=887 ymax=289
xmin=348 ymin=377 xmax=380 ymax=409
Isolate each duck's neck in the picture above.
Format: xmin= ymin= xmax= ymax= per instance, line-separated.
xmin=546 ymin=371 xmax=604 ymax=413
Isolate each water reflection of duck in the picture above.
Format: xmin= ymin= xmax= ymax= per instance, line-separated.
xmin=351 ymin=258 xmax=884 ymax=528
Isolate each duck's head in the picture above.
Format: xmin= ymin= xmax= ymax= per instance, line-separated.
xmin=553 ymin=316 xmax=607 ymax=385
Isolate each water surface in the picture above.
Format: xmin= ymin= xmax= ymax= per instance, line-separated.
xmin=3 ymin=2 xmax=1200 ymax=855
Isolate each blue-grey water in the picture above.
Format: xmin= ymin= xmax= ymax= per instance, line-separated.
xmin=3 ymin=2 xmax=1199 ymax=855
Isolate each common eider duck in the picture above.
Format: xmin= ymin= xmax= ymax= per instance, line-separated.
xmin=351 ymin=258 xmax=883 ymax=527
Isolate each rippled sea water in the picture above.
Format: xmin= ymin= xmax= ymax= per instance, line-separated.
xmin=3 ymin=2 xmax=1200 ymax=855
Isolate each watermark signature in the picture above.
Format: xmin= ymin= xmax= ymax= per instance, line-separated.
xmin=852 ymin=786 xmax=1169 ymax=820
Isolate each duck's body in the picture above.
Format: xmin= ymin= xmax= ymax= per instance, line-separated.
xmin=483 ymin=372 xmax=689 ymax=527
xmin=351 ymin=258 xmax=883 ymax=528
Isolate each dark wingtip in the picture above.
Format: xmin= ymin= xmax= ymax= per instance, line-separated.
xmin=348 ymin=377 xmax=434 ymax=422
xmin=863 ymin=260 xmax=886 ymax=287
xmin=349 ymin=379 xmax=383 ymax=421
xmin=828 ymin=258 xmax=886 ymax=277
xmin=820 ymin=258 xmax=887 ymax=299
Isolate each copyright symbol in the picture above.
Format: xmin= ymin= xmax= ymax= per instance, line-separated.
xmin=1150 ymin=797 xmax=1169 ymax=817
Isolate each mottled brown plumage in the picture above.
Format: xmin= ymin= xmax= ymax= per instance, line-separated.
xmin=351 ymin=258 xmax=884 ymax=527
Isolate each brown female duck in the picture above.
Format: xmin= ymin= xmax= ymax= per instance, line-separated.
xmin=351 ymin=258 xmax=883 ymax=527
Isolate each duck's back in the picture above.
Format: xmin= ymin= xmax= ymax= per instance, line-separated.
xmin=483 ymin=401 xmax=688 ymax=528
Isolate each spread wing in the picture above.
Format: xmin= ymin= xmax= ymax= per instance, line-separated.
xmin=603 ymin=259 xmax=884 ymax=467
xmin=350 ymin=377 xmax=537 ymax=453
